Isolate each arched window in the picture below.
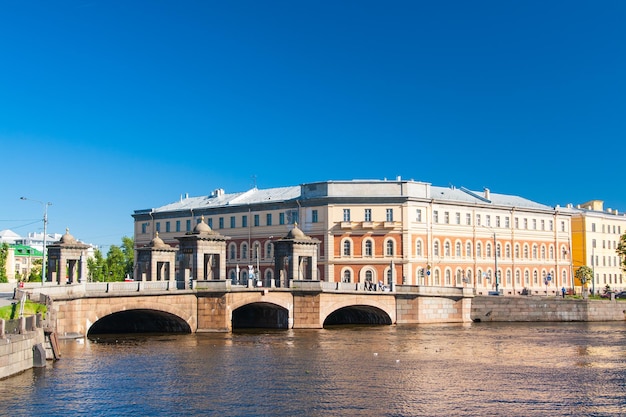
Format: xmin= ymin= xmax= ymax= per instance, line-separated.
xmin=230 ymin=270 xmax=236 ymax=284
xmin=445 ymin=269 xmax=451 ymax=285
xmin=241 ymin=243 xmax=248 ymax=259
xmin=477 ymin=269 xmax=483 ymax=285
xmin=466 ymin=242 xmax=472 ymax=257
xmin=386 ymin=240 xmax=394 ymax=256
xmin=265 ymin=242 xmax=273 ymax=259
xmin=496 ymin=243 xmax=501 ymax=257
xmin=445 ymin=242 xmax=451 ymax=257
xmin=541 ymin=245 xmax=546 ymax=259
xmin=532 ymin=245 xmax=538 ymax=259
xmin=476 ymin=243 xmax=482 ymax=258
xmin=343 ymin=269 xmax=351 ymax=283
xmin=365 ymin=270 xmax=374 ymax=284
xmin=343 ymin=240 xmax=351 ymax=256
xmin=506 ymin=270 xmax=512 ymax=285
xmin=434 ymin=269 xmax=440 ymax=286
xmin=486 ymin=243 xmax=492 ymax=258
xmin=533 ymin=270 xmax=539 ymax=285
xmin=229 ymin=244 xmax=236 ymax=260
xmin=365 ymin=240 xmax=373 ymax=257
xmin=416 ymin=240 xmax=422 ymax=257
xmin=434 ymin=241 xmax=440 ymax=256
xmin=515 ymin=270 xmax=521 ymax=285
xmin=515 ymin=244 xmax=520 ymax=258
xmin=524 ymin=245 xmax=529 ymax=259
xmin=505 ymin=243 xmax=511 ymax=258
xmin=455 ymin=242 xmax=461 ymax=257
xmin=524 ymin=270 xmax=530 ymax=285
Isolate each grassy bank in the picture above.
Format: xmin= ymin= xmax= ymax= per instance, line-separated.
xmin=0 ymin=300 xmax=46 ymax=320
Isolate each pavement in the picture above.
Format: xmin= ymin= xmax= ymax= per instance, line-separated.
xmin=0 ymin=292 xmax=17 ymax=307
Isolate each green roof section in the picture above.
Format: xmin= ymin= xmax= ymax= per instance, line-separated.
xmin=9 ymin=244 xmax=43 ymax=257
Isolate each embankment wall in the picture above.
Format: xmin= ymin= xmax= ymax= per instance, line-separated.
xmin=471 ymin=296 xmax=626 ymax=322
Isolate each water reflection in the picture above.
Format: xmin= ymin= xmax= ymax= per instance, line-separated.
xmin=1 ymin=322 xmax=625 ymax=416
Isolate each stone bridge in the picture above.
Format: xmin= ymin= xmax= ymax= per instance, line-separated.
xmin=27 ymin=281 xmax=474 ymax=337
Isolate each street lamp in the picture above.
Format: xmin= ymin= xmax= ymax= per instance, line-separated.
xmin=20 ymin=197 xmax=52 ymax=286
xmin=480 ymin=226 xmax=499 ymax=293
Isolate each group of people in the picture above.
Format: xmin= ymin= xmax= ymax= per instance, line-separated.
xmin=364 ymin=280 xmax=389 ymax=292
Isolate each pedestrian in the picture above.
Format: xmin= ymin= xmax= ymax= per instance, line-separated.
xmin=561 ymin=287 xmax=566 ymax=298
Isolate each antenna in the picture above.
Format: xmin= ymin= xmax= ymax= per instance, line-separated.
xmin=251 ymin=174 xmax=257 ymax=189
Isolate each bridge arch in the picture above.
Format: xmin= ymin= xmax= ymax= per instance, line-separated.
xmin=321 ymin=295 xmax=396 ymax=327
xmin=65 ymin=295 xmax=197 ymax=336
xmin=228 ymin=293 xmax=293 ymax=330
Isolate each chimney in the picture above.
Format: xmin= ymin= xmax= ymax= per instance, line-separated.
xmin=484 ymin=188 xmax=490 ymax=200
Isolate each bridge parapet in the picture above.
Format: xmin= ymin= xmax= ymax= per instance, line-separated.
xmin=395 ymin=285 xmax=473 ymax=298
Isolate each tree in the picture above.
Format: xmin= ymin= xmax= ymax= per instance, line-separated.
xmin=617 ymin=233 xmax=626 ymax=272
xmin=87 ymin=236 xmax=134 ymax=282
xmin=0 ymin=243 xmax=8 ymax=283
xmin=87 ymin=249 xmax=106 ymax=282
xmin=575 ymin=265 xmax=593 ymax=291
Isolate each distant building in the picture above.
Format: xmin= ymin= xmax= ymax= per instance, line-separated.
xmin=133 ymin=178 xmax=575 ymax=296
xmin=570 ymin=200 xmax=626 ymax=294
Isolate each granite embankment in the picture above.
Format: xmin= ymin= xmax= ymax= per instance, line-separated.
xmin=471 ymin=296 xmax=626 ymax=322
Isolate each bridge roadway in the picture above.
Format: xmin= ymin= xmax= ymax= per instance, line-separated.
xmin=28 ymin=281 xmax=474 ymax=337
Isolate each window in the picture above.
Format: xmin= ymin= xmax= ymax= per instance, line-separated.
xmin=218 ymin=217 xmax=224 ymax=229
xmin=187 ymin=220 xmax=192 ymax=231
xmin=343 ymin=270 xmax=351 ymax=283
xmin=523 ymin=218 xmax=528 ymax=229
xmin=541 ymin=219 xmax=545 ymax=231
xmin=433 ymin=211 xmax=439 ymax=223
xmin=142 ymin=223 xmax=147 ymax=234
xmin=486 ymin=243 xmax=492 ymax=258
xmin=386 ymin=209 xmax=393 ymax=222
xmin=466 ymin=242 xmax=472 ymax=257
xmin=434 ymin=241 xmax=440 ymax=256
xmin=365 ymin=208 xmax=372 ymax=222
xmin=266 ymin=213 xmax=272 ymax=226
xmin=444 ymin=212 xmax=450 ymax=224
xmin=476 ymin=214 xmax=481 ymax=226
xmin=343 ymin=209 xmax=351 ymax=222
xmin=156 ymin=222 xmax=160 ymax=233
xmin=312 ymin=210 xmax=318 ymax=223
xmin=549 ymin=220 xmax=553 ymax=231
xmin=505 ymin=217 xmax=510 ymax=228
xmin=176 ymin=220 xmax=181 ymax=232
xmin=455 ymin=242 xmax=461 ymax=257
xmin=266 ymin=242 xmax=273 ymax=258
xmin=416 ymin=241 xmax=422 ymax=257
xmin=416 ymin=209 xmax=422 ymax=222
xmin=486 ymin=215 xmax=491 ymax=227
xmin=230 ymin=216 xmax=236 ymax=228
xmin=365 ymin=240 xmax=373 ymax=257
xmin=515 ymin=244 xmax=520 ymax=258
xmin=343 ymin=240 xmax=351 ymax=256
xmin=445 ymin=241 xmax=451 ymax=257
xmin=386 ymin=240 xmax=394 ymax=256
xmin=241 ymin=243 xmax=248 ymax=259
xmin=495 ymin=216 xmax=500 ymax=227
xmin=229 ymin=245 xmax=236 ymax=259
xmin=242 ymin=216 xmax=247 ymax=228
xmin=254 ymin=214 xmax=260 ymax=227
xmin=466 ymin=213 xmax=471 ymax=225
xmin=515 ymin=218 xmax=519 ymax=229
xmin=561 ymin=221 xmax=566 ymax=232
xmin=279 ymin=213 xmax=285 ymax=225
xmin=532 ymin=219 xmax=537 ymax=230
xmin=476 ymin=243 xmax=482 ymax=258
xmin=208 ymin=218 xmax=213 ymax=228
xmin=165 ymin=221 xmax=170 ymax=233
xmin=456 ymin=212 xmax=461 ymax=225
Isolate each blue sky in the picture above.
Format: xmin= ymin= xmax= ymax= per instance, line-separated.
xmin=1 ymin=0 xmax=624 ymax=250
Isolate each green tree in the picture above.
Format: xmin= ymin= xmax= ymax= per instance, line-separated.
xmin=121 ymin=236 xmax=134 ymax=279
xmin=87 ymin=249 xmax=106 ymax=282
xmin=106 ymin=245 xmax=126 ymax=281
xmin=617 ymin=233 xmax=626 ymax=272
xmin=0 ymin=243 xmax=8 ymax=283
xmin=575 ymin=265 xmax=593 ymax=291
xmin=29 ymin=259 xmax=42 ymax=282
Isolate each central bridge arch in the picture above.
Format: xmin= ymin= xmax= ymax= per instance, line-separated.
xmin=232 ymin=302 xmax=290 ymax=330
xmin=320 ymin=294 xmax=396 ymax=327
xmin=324 ymin=305 xmax=392 ymax=326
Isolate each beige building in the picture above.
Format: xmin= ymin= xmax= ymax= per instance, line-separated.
xmin=132 ymin=179 xmax=573 ymax=296
xmin=570 ymin=200 xmax=625 ymax=295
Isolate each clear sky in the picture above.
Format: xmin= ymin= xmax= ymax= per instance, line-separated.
xmin=1 ymin=0 xmax=624 ymax=250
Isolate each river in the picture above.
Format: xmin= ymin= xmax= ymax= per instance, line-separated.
xmin=1 ymin=322 xmax=626 ymax=416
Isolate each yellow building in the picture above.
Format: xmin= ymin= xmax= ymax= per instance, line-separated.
xmin=570 ymin=200 xmax=625 ymax=295
xmin=132 ymin=179 xmax=573 ymax=296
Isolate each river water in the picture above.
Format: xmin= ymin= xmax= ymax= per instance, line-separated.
xmin=2 ymin=322 xmax=626 ymax=416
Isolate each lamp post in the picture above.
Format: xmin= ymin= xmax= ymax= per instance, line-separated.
xmin=591 ymin=246 xmax=595 ymax=296
xmin=492 ymin=232 xmax=499 ymax=293
xmin=20 ymin=197 xmax=52 ymax=286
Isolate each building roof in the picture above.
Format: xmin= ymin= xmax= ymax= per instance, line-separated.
xmin=138 ymin=180 xmax=553 ymax=214
xmin=10 ymin=244 xmax=43 ymax=257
